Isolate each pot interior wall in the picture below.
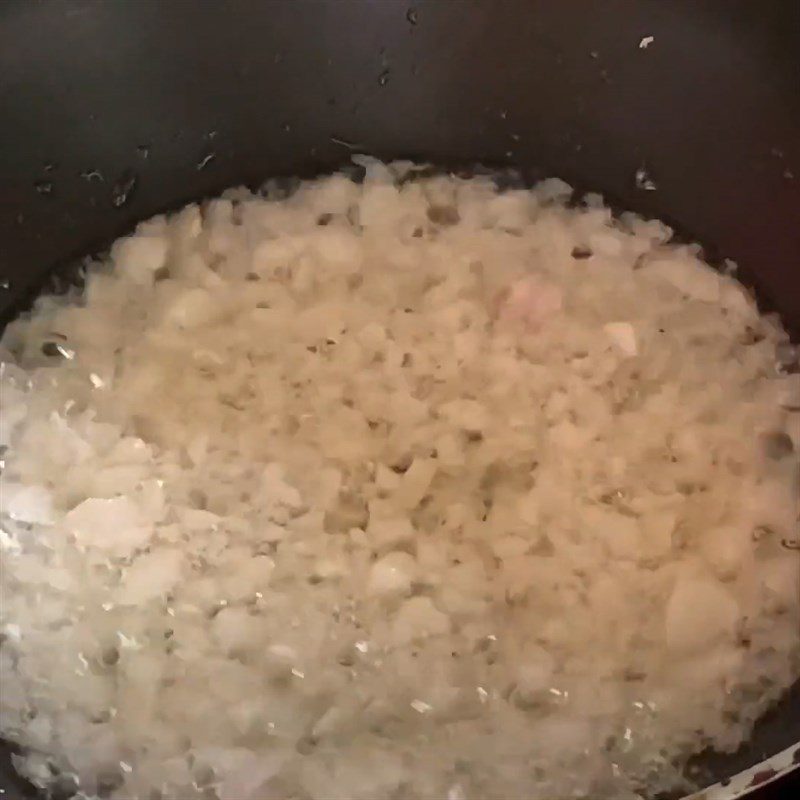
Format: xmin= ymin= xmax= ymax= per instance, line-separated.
xmin=0 ymin=1 xmax=798 ymax=798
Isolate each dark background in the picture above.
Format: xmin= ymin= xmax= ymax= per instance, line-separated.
xmin=0 ymin=1 xmax=798 ymax=798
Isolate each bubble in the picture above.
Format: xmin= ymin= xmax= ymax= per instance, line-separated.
xmin=80 ymin=169 xmax=104 ymax=182
xmin=196 ymin=152 xmax=216 ymax=171
xmin=635 ymin=167 xmax=657 ymax=191
xmin=41 ymin=341 xmax=74 ymax=359
xmin=111 ymin=170 xmax=137 ymax=208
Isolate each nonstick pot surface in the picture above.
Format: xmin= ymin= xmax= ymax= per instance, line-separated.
xmin=1 ymin=2 xmax=798 ymax=798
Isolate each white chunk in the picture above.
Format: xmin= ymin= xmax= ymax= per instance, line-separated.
xmin=366 ymin=516 xmax=416 ymax=551
xmin=644 ymin=256 xmax=721 ymax=302
xmin=394 ymin=458 xmax=436 ymax=510
xmin=117 ymin=549 xmax=185 ymax=605
xmin=0 ymin=483 xmax=55 ymax=525
xmin=699 ymin=525 xmax=751 ymax=579
xmin=163 ymin=287 xmax=219 ymax=329
xmin=516 ymin=645 xmax=556 ymax=694
xmin=212 ymin=606 xmax=260 ymax=654
xmin=367 ymin=551 xmax=417 ymax=597
xmin=112 ymin=233 xmax=168 ymax=284
xmin=393 ymin=597 xmax=450 ymax=643
xmin=603 ymin=321 xmax=638 ymax=357
xmin=665 ymin=577 xmax=740 ymax=654
xmin=65 ymin=496 xmax=151 ymax=556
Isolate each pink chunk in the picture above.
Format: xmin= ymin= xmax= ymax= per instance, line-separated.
xmin=495 ymin=276 xmax=563 ymax=329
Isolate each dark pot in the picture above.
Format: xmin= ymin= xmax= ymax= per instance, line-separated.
xmin=0 ymin=1 xmax=798 ymax=798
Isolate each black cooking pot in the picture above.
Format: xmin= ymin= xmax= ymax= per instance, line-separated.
xmin=1 ymin=2 xmax=798 ymax=798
